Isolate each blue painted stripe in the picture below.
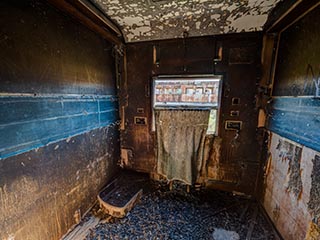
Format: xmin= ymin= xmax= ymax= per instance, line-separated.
xmin=0 ymin=95 xmax=119 ymax=159
xmin=268 ymin=97 xmax=320 ymax=152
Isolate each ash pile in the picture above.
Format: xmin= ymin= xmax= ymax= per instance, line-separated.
xmin=84 ymin=176 xmax=280 ymax=240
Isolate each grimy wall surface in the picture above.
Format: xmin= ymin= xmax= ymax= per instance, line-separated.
xmin=263 ymin=6 xmax=320 ymax=239
xmin=120 ymin=32 xmax=262 ymax=194
xmin=0 ymin=1 xmax=119 ymax=239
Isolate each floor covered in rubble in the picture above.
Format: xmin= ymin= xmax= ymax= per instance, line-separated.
xmin=64 ymin=172 xmax=282 ymax=240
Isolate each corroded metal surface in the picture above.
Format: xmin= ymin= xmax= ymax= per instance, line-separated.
xmin=0 ymin=1 xmax=120 ymax=239
xmin=120 ymin=33 xmax=262 ymax=194
xmin=0 ymin=125 xmax=120 ymax=240
xmin=257 ymin=9 xmax=320 ymax=238
xmin=261 ymin=6 xmax=320 ymax=238
xmin=92 ymin=0 xmax=281 ymax=42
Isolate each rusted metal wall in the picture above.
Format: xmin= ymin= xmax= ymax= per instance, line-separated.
xmin=0 ymin=126 xmax=119 ymax=240
xmin=0 ymin=1 xmax=120 ymax=239
xmin=262 ymin=6 xmax=320 ymax=240
xmin=120 ymin=32 xmax=262 ymax=194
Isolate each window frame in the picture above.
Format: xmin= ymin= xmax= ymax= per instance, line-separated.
xmin=151 ymin=75 xmax=223 ymax=136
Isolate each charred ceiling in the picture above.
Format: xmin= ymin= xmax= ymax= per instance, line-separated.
xmin=92 ymin=0 xmax=281 ymax=42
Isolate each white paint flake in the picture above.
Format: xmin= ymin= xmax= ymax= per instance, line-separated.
xmin=227 ymin=14 xmax=268 ymax=32
xmin=122 ymin=16 xmax=145 ymax=26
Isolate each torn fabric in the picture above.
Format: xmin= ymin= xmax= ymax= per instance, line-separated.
xmin=156 ymin=110 xmax=209 ymax=185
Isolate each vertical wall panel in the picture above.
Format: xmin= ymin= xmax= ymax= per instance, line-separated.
xmin=121 ymin=33 xmax=262 ymax=194
xmin=264 ymin=6 xmax=320 ymax=239
xmin=0 ymin=1 xmax=120 ymax=239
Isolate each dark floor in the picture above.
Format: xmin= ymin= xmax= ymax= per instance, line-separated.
xmin=71 ymin=172 xmax=281 ymax=240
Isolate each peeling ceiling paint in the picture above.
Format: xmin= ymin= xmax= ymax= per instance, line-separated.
xmin=92 ymin=0 xmax=281 ymax=42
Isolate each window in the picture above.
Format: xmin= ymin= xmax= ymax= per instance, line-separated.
xmin=152 ymin=75 xmax=222 ymax=135
xmin=206 ymin=109 xmax=217 ymax=134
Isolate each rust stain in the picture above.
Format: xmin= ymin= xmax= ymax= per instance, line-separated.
xmin=272 ymin=204 xmax=280 ymax=222
xmin=122 ymin=34 xmax=262 ymax=194
xmin=308 ymin=155 xmax=320 ymax=229
xmin=120 ymin=148 xmax=133 ymax=168
xmin=306 ymin=221 xmax=320 ymax=240
xmin=262 ymin=133 xmax=319 ymax=240
xmin=275 ymin=139 xmax=303 ymax=198
xmin=206 ymin=137 xmax=241 ymax=184
xmin=0 ymin=126 xmax=119 ymax=240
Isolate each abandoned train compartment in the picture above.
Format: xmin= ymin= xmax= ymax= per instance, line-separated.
xmin=0 ymin=0 xmax=319 ymax=239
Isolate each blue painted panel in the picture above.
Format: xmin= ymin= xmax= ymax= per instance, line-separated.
xmin=61 ymin=101 xmax=98 ymax=116
xmin=100 ymin=110 xmax=118 ymax=125
xmin=99 ymin=100 xmax=118 ymax=112
xmin=0 ymin=97 xmax=103 ymax=125
xmin=0 ymin=95 xmax=119 ymax=159
xmin=268 ymin=97 xmax=320 ymax=152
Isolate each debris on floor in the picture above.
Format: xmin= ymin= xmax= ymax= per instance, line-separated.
xmin=212 ymin=228 xmax=240 ymax=240
xmin=66 ymin=171 xmax=281 ymax=240
xmin=62 ymin=215 xmax=100 ymax=240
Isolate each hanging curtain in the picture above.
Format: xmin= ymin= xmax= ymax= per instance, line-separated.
xmin=155 ymin=109 xmax=209 ymax=185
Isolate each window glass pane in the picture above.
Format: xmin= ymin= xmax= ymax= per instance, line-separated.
xmin=154 ymin=78 xmax=220 ymax=108
xmin=206 ymin=109 xmax=217 ymax=135
xmin=152 ymin=76 xmax=221 ymax=135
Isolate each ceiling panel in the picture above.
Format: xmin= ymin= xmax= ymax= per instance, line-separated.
xmin=92 ymin=0 xmax=281 ymax=42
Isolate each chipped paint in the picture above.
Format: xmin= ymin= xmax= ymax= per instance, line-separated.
xmin=308 ymin=155 xmax=320 ymax=228
xmin=226 ymin=15 xmax=268 ymax=32
xmin=92 ymin=0 xmax=281 ymax=42
xmin=263 ymin=133 xmax=319 ymax=240
xmin=275 ymin=139 xmax=303 ymax=198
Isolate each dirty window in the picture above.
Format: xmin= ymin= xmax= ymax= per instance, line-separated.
xmin=154 ymin=77 xmax=220 ymax=108
xmin=206 ymin=109 xmax=217 ymax=134
xmin=152 ymin=76 xmax=222 ymax=135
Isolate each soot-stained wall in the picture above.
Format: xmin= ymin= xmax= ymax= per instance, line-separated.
xmin=268 ymin=6 xmax=320 ymax=152
xmin=120 ymin=32 xmax=262 ymax=194
xmin=0 ymin=1 xmax=120 ymax=239
xmin=263 ymin=6 xmax=320 ymax=239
